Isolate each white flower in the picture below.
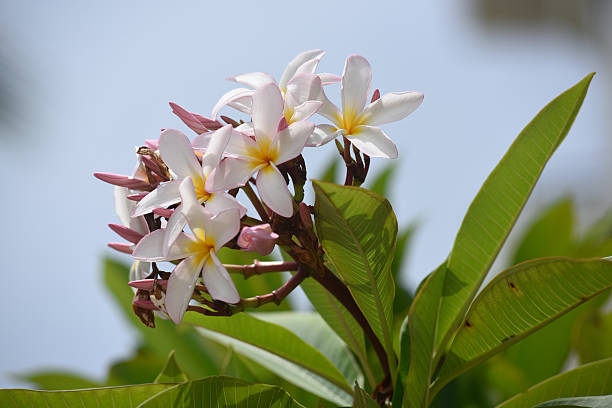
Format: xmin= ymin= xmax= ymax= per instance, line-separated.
xmin=133 ymin=177 xmax=241 ymax=323
xmin=313 ymin=55 xmax=424 ymax=158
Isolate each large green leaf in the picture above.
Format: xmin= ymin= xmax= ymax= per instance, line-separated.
xmin=535 ymin=395 xmax=612 ymax=407
xmin=17 ymin=372 xmax=102 ymax=390
xmin=253 ymin=312 xmax=364 ymax=388
xmin=402 ymin=262 xmax=449 ymax=408
xmin=104 ymin=258 xmax=220 ymax=378
xmin=353 ymin=384 xmax=379 ymax=408
xmin=154 ymin=351 xmax=187 ymax=384
xmin=435 ymin=257 xmax=612 ymax=394
xmin=496 ymin=358 xmax=612 ymax=408
xmin=437 ymin=73 xmax=595 ymax=352
xmin=0 ymin=383 xmax=175 ymax=407
xmin=312 ymin=180 xmax=397 ymax=371
xmin=183 ymin=312 xmax=353 ymax=406
xmin=138 ymin=376 xmax=305 ymax=407
xmin=572 ymin=309 xmax=612 ymax=364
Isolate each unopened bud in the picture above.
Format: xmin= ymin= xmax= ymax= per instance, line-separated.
xmin=237 ymin=224 xmax=279 ymax=256
xmin=170 ymin=102 xmax=222 ymax=134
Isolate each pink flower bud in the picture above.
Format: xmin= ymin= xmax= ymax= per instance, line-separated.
xmin=132 ymin=299 xmax=159 ymax=310
xmin=128 ymin=279 xmax=168 ymax=290
xmin=94 ymin=172 xmax=152 ymax=191
xmin=169 ymin=102 xmax=222 ymax=134
xmin=152 ymin=208 xmax=174 ymax=218
xmin=237 ymin=224 xmax=279 ymax=256
xmin=108 ymin=242 xmax=134 ymax=254
xmin=108 ymin=223 xmax=144 ymax=244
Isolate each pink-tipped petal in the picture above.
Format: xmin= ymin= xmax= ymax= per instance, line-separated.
xmin=306 ymin=124 xmax=343 ymax=147
xmin=274 ymin=121 xmax=312 ymax=165
xmin=202 ymin=252 xmax=240 ymax=304
xmin=211 ymin=88 xmax=254 ymax=119
xmin=252 ymin=83 xmax=284 ymax=144
xmin=158 ymin=129 xmax=202 ymax=179
xmin=163 ymin=205 xmax=187 ymax=256
xmin=165 ymin=256 xmax=205 ymax=323
xmin=341 ymin=55 xmax=372 ymax=117
xmin=132 ymin=181 xmax=181 ymax=217
xmin=205 ymin=208 xmax=241 ymax=249
xmin=237 ymin=224 xmax=279 ymax=255
xmin=361 ymin=91 xmax=424 ymax=126
xmin=108 ymin=223 xmax=144 ymax=244
xmin=229 ymin=72 xmax=276 ymax=89
xmin=127 ymin=193 xmax=148 ymax=202
xmin=108 ymin=242 xmax=133 ymax=254
xmin=205 ymin=192 xmax=247 ymax=218
xmin=153 ymin=208 xmax=174 ymax=218
xmin=94 ymin=172 xmax=152 ymax=191
xmin=201 ymin=125 xmax=232 ymax=176
xmin=256 ymin=164 xmax=293 ymax=217
xmin=348 ymin=125 xmax=398 ymax=159
xmin=206 ymin=158 xmax=261 ymax=192
xmin=128 ymin=279 xmax=168 ymax=290
xmin=319 ymin=73 xmax=342 ymax=86
xmin=279 ymin=49 xmax=325 ymax=91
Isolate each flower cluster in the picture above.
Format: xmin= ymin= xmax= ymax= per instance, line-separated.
xmin=96 ymin=50 xmax=423 ymax=326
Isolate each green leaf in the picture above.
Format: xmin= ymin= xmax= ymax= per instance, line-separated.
xmin=495 ymin=358 xmax=612 ymax=408
xmin=183 ymin=312 xmax=353 ymax=406
xmin=438 ymin=73 xmax=595 ymax=352
xmin=138 ymin=376 xmax=305 ymax=407
xmin=393 ymin=224 xmax=417 ymax=316
xmin=392 ymin=316 xmax=411 ymax=407
xmin=572 ymin=309 xmax=612 ymax=364
xmin=253 ymin=312 xmax=364 ymax=388
xmin=154 ymin=351 xmax=187 ymax=384
xmin=435 ymin=257 xmax=612 ymax=395
xmin=402 ymin=262 xmax=448 ymax=408
xmin=535 ymin=395 xmax=612 ymax=407
xmin=312 ymin=180 xmax=397 ymax=371
xmin=366 ymin=163 xmax=397 ymax=197
xmin=105 ymin=346 xmax=168 ymax=386
xmin=103 ymin=258 xmax=220 ymax=379
xmin=319 ymin=155 xmax=342 ymax=184
xmin=0 ymin=383 xmax=175 ymax=407
xmin=353 ymin=384 xmax=379 ymax=408
xmin=17 ymin=372 xmax=101 ymax=390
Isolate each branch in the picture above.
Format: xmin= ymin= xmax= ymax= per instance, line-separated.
xmin=224 ymin=260 xmax=298 ymax=279
xmin=242 ymin=183 xmax=270 ymax=223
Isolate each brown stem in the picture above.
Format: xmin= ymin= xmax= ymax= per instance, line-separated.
xmin=240 ymin=266 xmax=307 ymax=308
xmin=242 ymin=183 xmax=270 ymax=223
xmin=224 ymin=260 xmax=298 ymax=279
xmin=343 ymin=137 xmax=354 ymax=186
xmin=313 ymin=266 xmax=391 ymax=389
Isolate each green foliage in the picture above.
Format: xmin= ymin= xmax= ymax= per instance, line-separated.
xmin=183 ymin=311 xmax=353 ymax=405
xmin=313 ymin=180 xmax=398 ymax=372
xmin=353 ymin=384 xmax=379 ymax=408
xmin=535 ymin=395 xmax=612 ymax=407
xmin=17 ymin=372 xmax=101 ymax=390
xmin=496 ymin=358 xmax=612 ymax=408
xmin=138 ymin=376 xmax=306 ymax=408
xmin=154 ymin=351 xmax=187 ymax=384
xmin=435 ymin=258 xmax=612 ymax=393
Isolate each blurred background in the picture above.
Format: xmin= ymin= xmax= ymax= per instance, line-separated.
xmin=1 ymin=0 xmax=612 ymax=394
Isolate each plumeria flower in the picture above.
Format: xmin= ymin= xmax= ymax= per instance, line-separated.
xmin=210 ymin=50 xmax=339 ymax=142
xmin=314 ymin=55 xmax=424 ymax=158
xmin=206 ymin=83 xmax=314 ymax=217
xmin=133 ymin=124 xmax=246 ymax=251
xmin=237 ymin=224 xmax=279 ymax=256
xmin=133 ymin=177 xmax=241 ymax=323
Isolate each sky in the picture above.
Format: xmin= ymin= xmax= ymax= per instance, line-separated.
xmin=1 ymin=0 xmax=611 ymax=388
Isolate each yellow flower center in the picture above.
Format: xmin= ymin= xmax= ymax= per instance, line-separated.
xmin=187 ymin=227 xmax=216 ymax=265
xmin=337 ymin=108 xmax=367 ymax=135
xmin=247 ymin=137 xmax=279 ymax=167
xmin=192 ymin=175 xmax=212 ymax=203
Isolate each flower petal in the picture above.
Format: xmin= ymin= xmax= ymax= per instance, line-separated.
xmin=206 ymin=158 xmax=261 ymax=192
xmin=159 ymin=129 xmax=202 ymax=179
xmin=318 ymin=73 xmax=341 ymax=86
xmin=203 ymin=252 xmax=240 ymax=304
xmin=252 ymin=83 xmax=284 ymax=144
xmin=347 ymin=125 xmax=398 ymax=159
xmin=205 ymin=192 xmax=247 ymax=218
xmin=163 ymin=204 xmax=187 ymax=255
xmin=132 ymin=181 xmax=181 ymax=217
xmin=256 ymin=164 xmax=293 ymax=217
xmin=129 ymin=261 xmax=150 ymax=284
xmin=290 ymin=100 xmax=322 ymax=123
xmin=285 ymin=73 xmax=322 ymax=111
xmin=306 ymin=124 xmax=343 ymax=147
xmin=205 ymin=208 xmax=241 ymax=249
xmin=229 ymin=72 xmax=275 ymax=89
xmin=314 ymin=87 xmax=342 ymax=125
xmin=201 ymin=124 xmax=232 ymax=176
xmin=178 ymin=177 xmax=213 ymax=231
xmin=341 ymin=55 xmax=372 ymax=118
xmin=360 ymin=91 xmax=424 ymax=126
xmin=165 ymin=256 xmax=205 ymax=323
xmin=279 ymin=49 xmax=325 ymax=91
xmin=274 ymin=121 xmax=312 ymax=165
xmin=132 ymin=229 xmax=168 ymax=261
xmin=114 ymin=186 xmax=149 ymax=234
xmin=211 ymin=88 xmax=253 ymax=119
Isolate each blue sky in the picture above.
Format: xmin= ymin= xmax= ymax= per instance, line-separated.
xmin=1 ymin=0 xmax=611 ymax=388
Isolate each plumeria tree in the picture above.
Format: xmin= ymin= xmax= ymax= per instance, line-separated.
xmin=3 ymin=50 xmax=612 ymax=407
